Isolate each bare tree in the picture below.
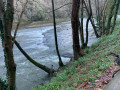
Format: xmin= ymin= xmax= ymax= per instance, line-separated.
xmin=83 ymin=0 xmax=100 ymax=38
xmin=84 ymin=0 xmax=92 ymax=47
xmin=79 ymin=0 xmax=93 ymax=48
xmin=51 ymin=0 xmax=64 ymax=66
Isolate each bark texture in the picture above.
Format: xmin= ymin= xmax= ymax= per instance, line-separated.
xmin=71 ymin=0 xmax=82 ymax=60
xmin=0 ymin=0 xmax=16 ymax=90
xmin=14 ymin=40 xmax=55 ymax=74
xmin=106 ymin=0 xmax=117 ymax=35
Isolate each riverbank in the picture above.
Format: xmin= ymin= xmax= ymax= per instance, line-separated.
xmin=12 ymin=18 xmax=71 ymax=30
xmin=32 ymin=24 xmax=120 ymax=89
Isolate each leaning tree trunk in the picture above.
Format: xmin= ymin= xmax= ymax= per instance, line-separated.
xmin=71 ymin=0 xmax=83 ymax=60
xmin=0 ymin=0 xmax=16 ymax=90
xmin=14 ymin=40 xmax=55 ymax=74
xmin=51 ymin=0 xmax=64 ymax=66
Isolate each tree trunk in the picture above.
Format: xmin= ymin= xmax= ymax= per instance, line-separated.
xmin=85 ymin=0 xmax=92 ymax=47
xmin=51 ymin=0 xmax=64 ymax=66
xmin=0 ymin=15 xmax=8 ymax=90
xmin=111 ymin=0 xmax=120 ymax=34
xmin=97 ymin=0 xmax=101 ymax=31
xmin=71 ymin=0 xmax=82 ymax=60
xmin=102 ymin=0 xmax=109 ymax=35
xmin=0 ymin=0 xmax=16 ymax=90
xmin=95 ymin=0 xmax=99 ymax=23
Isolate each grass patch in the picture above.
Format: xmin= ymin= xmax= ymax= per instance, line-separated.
xmin=32 ymin=24 xmax=120 ymax=90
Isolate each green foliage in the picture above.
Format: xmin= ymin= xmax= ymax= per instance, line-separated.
xmin=0 ymin=78 xmax=8 ymax=90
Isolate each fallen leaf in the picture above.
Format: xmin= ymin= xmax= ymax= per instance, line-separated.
xmin=95 ymin=80 xmax=99 ymax=82
xmin=96 ymin=88 xmax=103 ymax=90
xmin=68 ymin=75 xmax=71 ymax=79
xmin=77 ymin=84 xmax=81 ymax=87
xmin=81 ymin=82 xmax=88 ymax=88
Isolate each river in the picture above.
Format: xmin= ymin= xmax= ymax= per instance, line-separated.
xmin=0 ymin=19 xmax=98 ymax=90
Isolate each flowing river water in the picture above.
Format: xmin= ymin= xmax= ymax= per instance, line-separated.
xmin=0 ymin=19 xmax=98 ymax=90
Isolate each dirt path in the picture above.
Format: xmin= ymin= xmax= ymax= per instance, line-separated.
xmin=104 ymin=71 xmax=120 ymax=90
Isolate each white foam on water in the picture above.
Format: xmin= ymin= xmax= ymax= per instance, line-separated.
xmin=13 ymin=26 xmax=53 ymax=52
xmin=117 ymin=15 xmax=120 ymax=18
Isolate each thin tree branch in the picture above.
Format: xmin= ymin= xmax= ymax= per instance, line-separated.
xmin=48 ymin=2 xmax=72 ymax=13
xmin=13 ymin=0 xmax=28 ymax=45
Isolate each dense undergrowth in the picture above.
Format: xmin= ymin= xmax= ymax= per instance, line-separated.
xmin=32 ymin=24 xmax=120 ymax=90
